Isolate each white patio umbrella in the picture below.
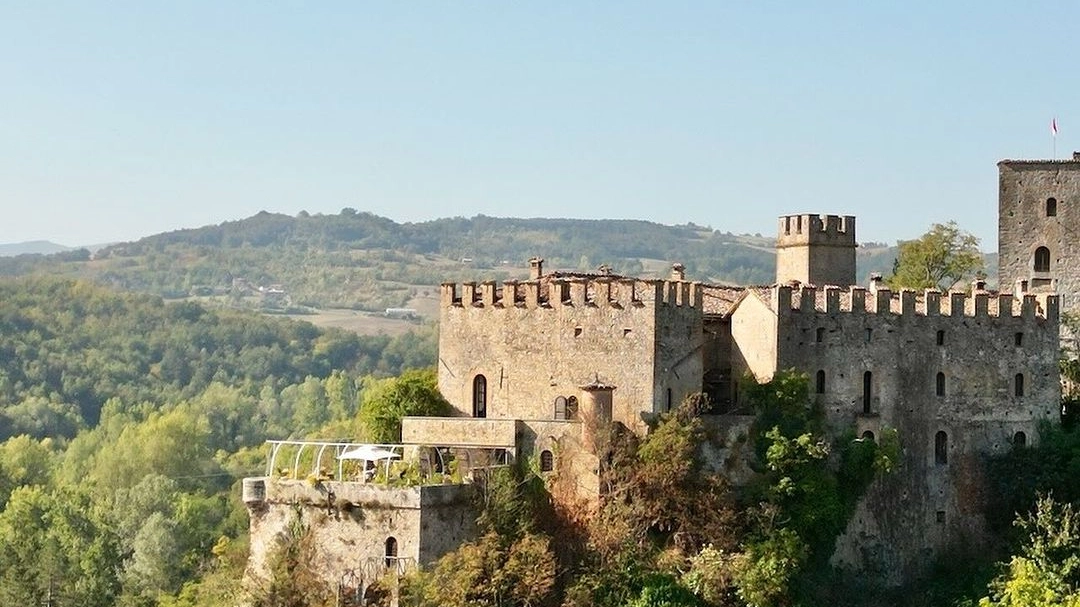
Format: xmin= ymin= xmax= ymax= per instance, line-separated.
xmin=337 ymin=445 xmax=401 ymax=481
xmin=338 ymin=445 xmax=401 ymax=461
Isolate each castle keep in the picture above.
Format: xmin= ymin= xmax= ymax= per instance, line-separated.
xmin=999 ymin=153 xmax=1080 ymax=313
xmin=244 ymin=159 xmax=1066 ymax=593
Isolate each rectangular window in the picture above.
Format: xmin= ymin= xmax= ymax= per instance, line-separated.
xmin=1015 ymin=332 xmax=1024 ymax=347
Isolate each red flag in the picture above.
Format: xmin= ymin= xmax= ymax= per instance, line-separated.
xmin=1052 ymin=118 xmax=1059 ymax=137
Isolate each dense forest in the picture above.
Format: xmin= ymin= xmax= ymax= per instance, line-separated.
xmin=0 ymin=276 xmax=438 ymax=605
xmin=0 ymin=210 xmax=902 ymax=311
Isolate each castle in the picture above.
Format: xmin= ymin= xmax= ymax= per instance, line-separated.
xmin=243 ymin=157 xmax=1071 ymax=594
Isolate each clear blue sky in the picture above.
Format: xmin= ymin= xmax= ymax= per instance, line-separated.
xmin=1 ymin=2 xmax=1075 ymax=249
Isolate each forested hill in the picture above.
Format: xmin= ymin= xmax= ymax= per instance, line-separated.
xmin=0 ymin=276 xmax=434 ymax=444
xmin=0 ymin=210 xmax=901 ymax=310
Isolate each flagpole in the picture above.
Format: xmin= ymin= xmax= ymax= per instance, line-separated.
xmin=1052 ymin=118 xmax=1058 ymax=159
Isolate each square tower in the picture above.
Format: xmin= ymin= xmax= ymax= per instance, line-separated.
xmin=775 ymin=214 xmax=856 ymax=287
xmin=998 ymin=155 xmax=1080 ymax=313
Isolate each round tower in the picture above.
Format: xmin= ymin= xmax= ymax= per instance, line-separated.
xmin=579 ymin=379 xmax=615 ymax=453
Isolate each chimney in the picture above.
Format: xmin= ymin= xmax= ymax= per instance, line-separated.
xmin=1073 ymin=151 xmax=1080 ymax=160
xmin=868 ymin=273 xmax=884 ymax=295
xmin=671 ymin=263 xmax=686 ymax=281
xmin=529 ymin=257 xmax=544 ymax=280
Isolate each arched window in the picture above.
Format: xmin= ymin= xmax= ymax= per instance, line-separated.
xmin=936 ymin=372 xmax=946 ymax=397
xmin=862 ymin=371 xmax=872 ymax=414
xmin=935 ymin=431 xmax=948 ymax=465
xmin=1015 ymin=373 xmax=1025 ymax=397
xmin=472 ymin=375 xmax=487 ymax=418
xmin=1013 ymin=431 xmax=1027 ymax=448
xmin=862 ymin=430 xmax=875 ymax=441
xmin=566 ymin=396 xmax=579 ymax=420
xmin=554 ymin=396 xmax=567 ymax=420
xmin=540 ymin=450 xmax=554 ymax=472
xmin=384 ymin=537 xmax=398 ymax=568
xmin=1034 ymin=247 xmax=1051 ymax=272
xmin=1047 ymin=197 xmax=1058 ymax=217
xmin=815 ymin=370 xmax=826 ymax=394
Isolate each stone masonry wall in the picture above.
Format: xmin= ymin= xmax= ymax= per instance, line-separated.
xmin=775 ymin=214 xmax=857 ymax=287
xmin=401 ymin=417 xmax=518 ymax=447
xmin=245 ymin=479 xmax=476 ymax=587
xmin=998 ymin=159 xmax=1080 ymax=314
xmin=768 ymin=285 xmax=1060 ymax=583
xmin=438 ymin=278 xmax=703 ymax=435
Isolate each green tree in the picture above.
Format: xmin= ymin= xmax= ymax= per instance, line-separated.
xmin=0 ymin=486 xmax=121 ymax=607
xmin=357 ymin=369 xmax=451 ymax=443
xmin=887 ymin=221 xmax=984 ymax=291
xmin=980 ymin=495 xmax=1080 ymax=607
xmin=405 ymin=531 xmax=557 ymax=607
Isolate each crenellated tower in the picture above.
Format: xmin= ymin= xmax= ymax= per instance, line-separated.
xmin=775 ymin=214 xmax=857 ymax=287
xmin=437 ymin=271 xmax=705 ymax=435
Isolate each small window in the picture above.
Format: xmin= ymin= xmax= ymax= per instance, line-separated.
xmin=384 ymin=537 xmax=398 ymax=568
xmin=936 ymin=510 xmax=946 ymax=524
xmin=1015 ymin=332 xmax=1024 ymax=347
xmin=935 ymin=431 xmax=948 ymax=465
xmin=1015 ymin=373 xmax=1025 ymax=397
xmin=666 ymin=388 xmax=673 ymax=412
xmin=540 ymin=450 xmax=554 ymax=472
xmin=815 ymin=370 xmax=826 ymax=394
xmin=1047 ymin=197 xmax=1058 ymax=217
xmin=574 ymin=327 xmax=583 ymax=337
xmin=472 ymin=375 xmax=487 ymax=418
xmin=1013 ymin=431 xmax=1027 ymax=448
xmin=554 ymin=396 xmax=568 ymax=420
xmin=623 ymin=328 xmax=632 ymax=337
xmin=816 ymin=328 xmax=825 ymax=343
xmin=936 ymin=372 xmax=946 ymax=397
xmin=1034 ymin=247 xmax=1051 ymax=272
xmin=865 ymin=328 xmax=873 ymax=343
xmin=936 ymin=330 xmax=945 ymax=346
xmin=862 ymin=430 xmax=875 ymax=441
xmin=862 ymin=371 xmax=872 ymax=414
xmin=566 ymin=396 xmax=579 ymax=420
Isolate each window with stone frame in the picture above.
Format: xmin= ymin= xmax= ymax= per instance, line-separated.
xmin=1034 ymin=247 xmax=1051 ymax=272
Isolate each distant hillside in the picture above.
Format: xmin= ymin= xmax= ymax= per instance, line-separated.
xmin=0 ymin=240 xmax=72 ymax=257
xmin=0 ymin=210 xmax=913 ymax=314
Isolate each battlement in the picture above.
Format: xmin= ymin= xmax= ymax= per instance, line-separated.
xmin=776 ymin=214 xmax=856 ymax=247
xmin=439 ymin=278 xmax=703 ymax=311
xmin=775 ymin=285 xmax=1059 ymax=322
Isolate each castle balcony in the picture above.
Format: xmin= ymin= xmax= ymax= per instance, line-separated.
xmin=251 ymin=439 xmax=513 ymax=491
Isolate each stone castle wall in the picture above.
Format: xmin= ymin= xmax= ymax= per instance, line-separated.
xmin=766 ymin=284 xmax=1060 ymax=582
xmin=437 ymin=278 xmax=704 ymax=434
xmin=245 ymin=479 xmax=477 ymax=587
